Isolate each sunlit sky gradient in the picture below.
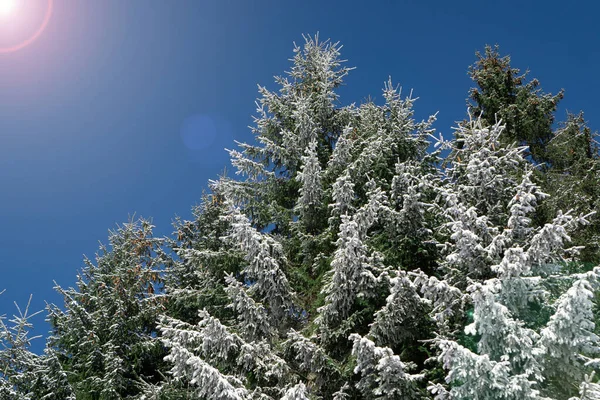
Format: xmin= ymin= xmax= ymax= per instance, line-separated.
xmin=1 ymin=0 xmax=599 ymax=353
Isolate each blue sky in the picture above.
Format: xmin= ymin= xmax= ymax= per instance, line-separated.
xmin=0 ymin=0 xmax=598 ymax=353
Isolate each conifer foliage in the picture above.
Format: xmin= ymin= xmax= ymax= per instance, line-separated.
xmin=47 ymin=220 xmax=168 ymax=399
xmin=1 ymin=35 xmax=599 ymax=399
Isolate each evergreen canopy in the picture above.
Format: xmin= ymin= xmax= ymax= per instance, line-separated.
xmin=1 ymin=35 xmax=599 ymax=400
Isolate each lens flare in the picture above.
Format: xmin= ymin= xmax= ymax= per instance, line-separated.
xmin=0 ymin=0 xmax=53 ymax=53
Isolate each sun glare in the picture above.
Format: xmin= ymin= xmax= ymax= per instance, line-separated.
xmin=0 ymin=0 xmax=18 ymax=17
xmin=0 ymin=0 xmax=53 ymax=53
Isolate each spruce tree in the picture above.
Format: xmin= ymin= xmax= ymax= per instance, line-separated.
xmin=467 ymin=45 xmax=600 ymax=265
xmin=542 ymin=112 xmax=600 ymax=263
xmin=467 ymin=45 xmax=564 ymax=163
xmin=432 ymin=117 xmax=599 ymax=399
xmin=148 ymin=35 xmax=441 ymax=399
xmin=47 ymin=219 xmax=168 ymax=399
xmin=0 ymin=295 xmax=74 ymax=399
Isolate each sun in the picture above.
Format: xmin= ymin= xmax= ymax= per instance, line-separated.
xmin=0 ymin=0 xmax=19 ymax=17
xmin=0 ymin=0 xmax=53 ymax=53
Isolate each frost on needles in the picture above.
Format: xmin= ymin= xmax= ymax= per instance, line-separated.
xmin=1 ymin=35 xmax=600 ymax=400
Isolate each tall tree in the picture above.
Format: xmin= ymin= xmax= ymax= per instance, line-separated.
xmin=47 ymin=219 xmax=168 ymax=399
xmin=148 ymin=35 xmax=441 ymax=399
xmin=467 ymin=45 xmax=564 ymax=163
xmin=542 ymin=112 xmax=600 ymax=263
xmin=468 ymin=46 xmax=600 ymax=265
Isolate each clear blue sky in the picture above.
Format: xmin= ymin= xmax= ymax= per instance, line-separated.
xmin=1 ymin=0 xmax=598 ymax=353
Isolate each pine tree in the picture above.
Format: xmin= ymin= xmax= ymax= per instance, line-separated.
xmin=0 ymin=295 xmax=74 ymax=399
xmin=538 ymin=270 xmax=600 ymax=397
xmin=369 ymin=270 xmax=432 ymax=355
xmin=151 ymin=35 xmax=441 ymax=398
xmin=432 ymin=115 xmax=600 ymax=399
xmin=165 ymin=187 xmax=243 ymax=326
xmin=467 ymin=44 xmax=564 ymax=163
xmin=542 ymin=112 xmax=600 ymax=264
xmin=467 ymin=46 xmax=600 ymax=265
xmin=47 ymin=219 xmax=168 ymax=399
xmin=157 ymin=310 xmax=290 ymax=398
xmin=281 ymin=382 xmax=310 ymax=400
xmin=0 ymin=296 xmax=70 ymax=399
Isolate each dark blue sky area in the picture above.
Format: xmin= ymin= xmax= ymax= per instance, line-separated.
xmin=1 ymin=0 xmax=598 ymax=352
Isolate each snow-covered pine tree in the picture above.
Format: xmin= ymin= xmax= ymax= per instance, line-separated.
xmin=467 ymin=44 xmax=564 ymax=164
xmin=220 ymin=201 xmax=296 ymax=324
xmin=165 ymin=186 xmax=246 ymax=328
xmin=369 ymin=270 xmax=432 ymax=355
xmin=0 ymin=294 xmax=41 ymax=398
xmin=224 ymin=273 xmax=276 ymax=343
xmin=467 ymin=46 xmax=600 ymax=266
xmin=218 ymin=34 xmax=354 ymax=232
xmin=432 ymin=117 xmax=600 ymax=399
xmin=571 ymin=372 xmax=600 ymax=400
xmin=151 ymin=35 xmax=352 ymax=399
xmin=47 ymin=219 xmax=168 ymax=399
xmin=436 ymin=117 xmax=536 ymax=287
xmin=538 ymin=268 xmax=600 ymax=397
xmin=316 ymin=183 xmax=387 ymax=338
xmin=153 ymin=35 xmax=442 ymax=398
xmin=542 ymin=112 xmax=600 ymax=265
xmin=0 ymin=294 xmax=74 ymax=399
